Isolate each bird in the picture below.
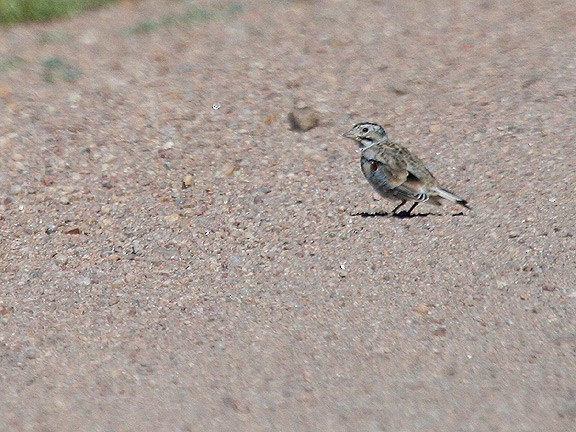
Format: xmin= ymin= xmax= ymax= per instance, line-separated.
xmin=343 ymin=122 xmax=470 ymax=216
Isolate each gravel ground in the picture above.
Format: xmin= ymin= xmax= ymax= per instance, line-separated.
xmin=1 ymin=0 xmax=575 ymax=431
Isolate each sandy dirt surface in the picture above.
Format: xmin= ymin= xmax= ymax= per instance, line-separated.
xmin=1 ymin=0 xmax=575 ymax=430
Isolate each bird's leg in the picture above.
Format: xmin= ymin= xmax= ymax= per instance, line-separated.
xmin=405 ymin=202 xmax=419 ymax=215
xmin=391 ymin=200 xmax=407 ymax=215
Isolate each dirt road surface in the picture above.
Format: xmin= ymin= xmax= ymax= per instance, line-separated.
xmin=1 ymin=1 xmax=575 ymax=430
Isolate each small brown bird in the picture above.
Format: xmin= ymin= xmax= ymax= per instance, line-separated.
xmin=343 ymin=122 xmax=470 ymax=216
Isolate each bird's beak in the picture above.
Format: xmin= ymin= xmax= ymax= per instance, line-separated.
xmin=342 ymin=129 xmax=354 ymax=138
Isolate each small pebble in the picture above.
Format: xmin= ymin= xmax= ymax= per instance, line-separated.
xmin=164 ymin=213 xmax=180 ymax=224
xmin=432 ymin=327 xmax=447 ymax=337
xmin=24 ymin=347 xmax=37 ymax=360
xmin=45 ymin=224 xmax=57 ymax=234
xmin=558 ymin=399 xmax=576 ymax=419
xmin=265 ymin=113 xmax=277 ymax=125
xmin=110 ymin=279 xmax=125 ymax=289
xmin=100 ymin=179 xmax=114 ymax=189
xmin=9 ymin=185 xmax=22 ymax=195
xmin=288 ymin=103 xmax=320 ymax=131
xmin=388 ymin=81 xmax=410 ymax=95
xmin=414 ymin=304 xmax=430 ymax=316
xmin=102 ymin=152 xmax=116 ymax=163
xmin=182 ymin=174 xmax=194 ymax=189
xmin=229 ymin=255 xmax=242 ymax=267
xmin=68 ymin=92 xmax=81 ymax=104
xmin=216 ymin=164 xmax=239 ymax=178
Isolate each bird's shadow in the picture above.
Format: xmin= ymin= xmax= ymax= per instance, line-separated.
xmin=351 ymin=211 xmax=431 ymax=219
xmin=351 ymin=210 xmax=467 ymax=218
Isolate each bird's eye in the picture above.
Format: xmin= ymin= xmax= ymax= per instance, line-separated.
xmin=362 ymin=127 xmax=369 ymax=133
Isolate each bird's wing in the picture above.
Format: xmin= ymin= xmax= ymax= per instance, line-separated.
xmin=400 ymin=145 xmax=437 ymax=184
xmin=392 ymin=149 xmax=438 ymax=202
xmin=363 ymin=153 xmax=408 ymax=190
xmin=363 ymin=143 xmax=435 ymax=202
xmin=391 ymin=171 xmax=431 ymax=202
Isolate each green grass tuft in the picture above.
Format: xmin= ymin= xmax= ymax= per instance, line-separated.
xmin=0 ymin=0 xmax=119 ymax=24
xmin=38 ymin=29 xmax=74 ymax=44
xmin=41 ymin=56 xmax=82 ymax=82
xmin=0 ymin=55 xmax=23 ymax=73
xmin=127 ymin=3 xmax=243 ymax=34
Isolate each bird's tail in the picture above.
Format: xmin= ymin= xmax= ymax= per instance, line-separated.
xmin=434 ymin=187 xmax=470 ymax=209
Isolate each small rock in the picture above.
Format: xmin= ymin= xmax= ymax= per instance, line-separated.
xmin=222 ymin=395 xmax=250 ymax=413
xmin=307 ymin=152 xmax=328 ymax=163
xmin=101 ymin=178 xmax=114 ymax=189
xmin=155 ymin=247 xmax=179 ymax=259
xmin=229 ymin=255 xmax=242 ymax=267
xmin=9 ymin=185 xmax=22 ymax=195
xmin=55 ymin=256 xmax=69 ymax=266
xmin=110 ymin=279 xmax=125 ymax=289
xmin=265 ymin=113 xmax=278 ymax=125
xmin=288 ymin=103 xmax=320 ymax=131
xmin=164 ymin=213 xmax=180 ymax=224
xmin=68 ymin=92 xmax=81 ymax=104
xmin=429 ymin=124 xmax=443 ymax=133
xmin=414 ymin=304 xmax=430 ymax=316
xmin=432 ymin=327 xmax=447 ymax=337
xmin=100 ymin=218 xmax=112 ymax=227
xmin=100 ymin=151 xmax=116 ymax=163
xmin=542 ymin=284 xmax=556 ymax=292
xmin=24 ymin=347 xmax=37 ymax=359
xmin=387 ymin=81 xmax=410 ymax=95
xmin=0 ymin=305 xmax=14 ymax=316
xmin=558 ymin=399 xmax=576 ymax=419
xmin=46 ymin=224 xmax=57 ymax=234
xmin=216 ymin=163 xmax=239 ymax=178
xmin=554 ymin=335 xmax=576 ymax=348
xmin=182 ymin=174 xmax=194 ymax=189
xmin=0 ymin=86 xmax=12 ymax=100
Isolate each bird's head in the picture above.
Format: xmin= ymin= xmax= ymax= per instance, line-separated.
xmin=342 ymin=122 xmax=388 ymax=150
